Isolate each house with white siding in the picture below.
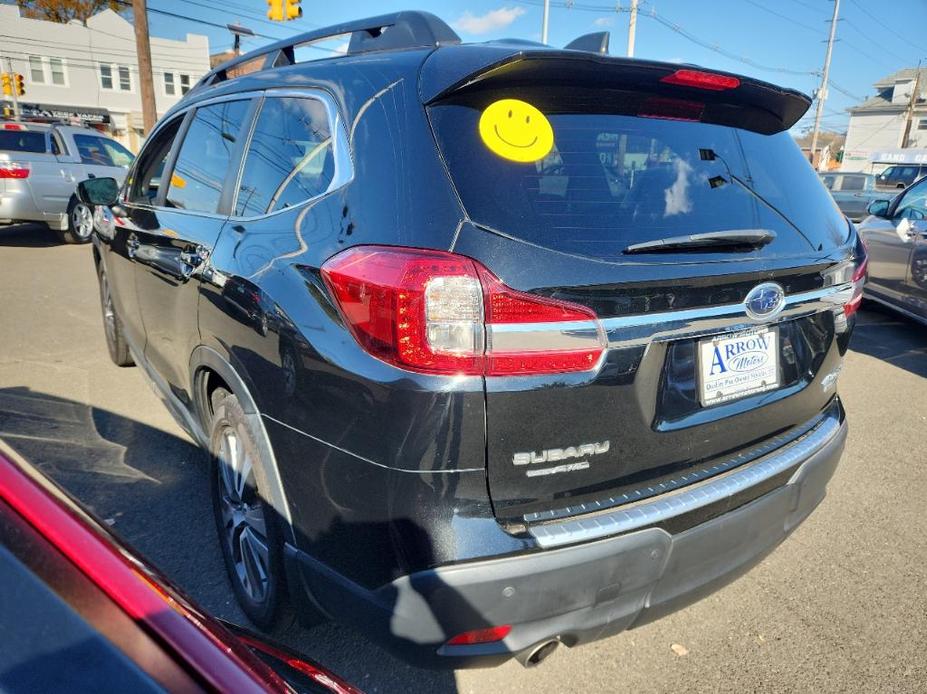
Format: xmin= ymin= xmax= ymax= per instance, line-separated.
xmin=0 ymin=5 xmax=210 ymax=150
xmin=842 ymin=67 xmax=927 ymax=173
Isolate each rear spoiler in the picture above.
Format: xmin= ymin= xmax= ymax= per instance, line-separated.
xmin=420 ymin=46 xmax=811 ymax=135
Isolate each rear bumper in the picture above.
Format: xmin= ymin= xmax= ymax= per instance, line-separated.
xmin=286 ymin=409 xmax=847 ymax=669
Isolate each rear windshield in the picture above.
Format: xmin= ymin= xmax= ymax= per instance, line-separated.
xmin=428 ymin=89 xmax=848 ymax=259
xmin=0 ymin=131 xmax=46 ymax=153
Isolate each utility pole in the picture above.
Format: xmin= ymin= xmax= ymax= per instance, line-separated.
xmin=541 ymin=0 xmax=550 ymax=44
xmin=132 ymin=0 xmax=157 ymax=135
xmin=810 ymin=0 xmax=840 ymax=170
xmin=901 ymin=61 xmax=922 ymax=148
xmin=627 ymin=0 xmax=639 ymax=58
xmin=4 ymin=58 xmax=20 ymax=120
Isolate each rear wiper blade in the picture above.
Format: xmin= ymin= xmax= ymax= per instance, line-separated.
xmin=623 ymin=229 xmax=776 ymax=255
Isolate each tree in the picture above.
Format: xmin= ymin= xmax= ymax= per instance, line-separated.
xmin=16 ymin=0 xmax=127 ymax=25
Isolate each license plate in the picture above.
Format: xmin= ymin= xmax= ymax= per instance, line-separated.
xmin=697 ymin=327 xmax=779 ymax=406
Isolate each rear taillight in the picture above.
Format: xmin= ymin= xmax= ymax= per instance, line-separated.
xmin=0 ymin=162 xmax=29 ymax=178
xmin=844 ymin=238 xmax=869 ymax=318
xmin=660 ymin=68 xmax=741 ymax=91
xmin=321 ymin=246 xmax=606 ymax=376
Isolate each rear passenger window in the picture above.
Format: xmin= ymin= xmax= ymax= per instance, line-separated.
xmin=166 ymin=99 xmax=250 ymax=214
xmin=235 ymin=97 xmax=335 ymax=217
xmin=840 ymin=176 xmax=865 ymax=192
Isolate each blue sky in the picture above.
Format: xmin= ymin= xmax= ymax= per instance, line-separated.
xmin=139 ymin=1 xmax=927 ymax=133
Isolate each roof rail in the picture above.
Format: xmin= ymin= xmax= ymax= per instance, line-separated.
xmin=194 ymin=11 xmax=460 ymax=93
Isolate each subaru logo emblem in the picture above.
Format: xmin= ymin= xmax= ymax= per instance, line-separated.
xmin=744 ymin=282 xmax=785 ymax=321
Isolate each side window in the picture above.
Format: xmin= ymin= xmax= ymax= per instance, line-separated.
xmin=128 ymin=117 xmax=183 ymax=204
xmin=821 ymin=175 xmax=836 ymax=190
xmin=73 ymin=134 xmax=115 ymax=166
xmin=99 ymin=139 xmax=135 ymax=168
xmin=235 ymin=97 xmax=335 ymax=217
xmin=841 ymin=176 xmax=865 ymax=192
xmin=166 ymin=100 xmax=250 ymax=214
xmin=894 ymin=179 xmax=927 ymax=220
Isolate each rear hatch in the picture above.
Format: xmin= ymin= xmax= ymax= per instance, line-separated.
xmin=0 ymin=126 xmax=52 ymax=200
xmin=423 ymin=49 xmax=856 ymax=521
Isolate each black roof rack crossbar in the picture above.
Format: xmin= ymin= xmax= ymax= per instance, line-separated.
xmin=195 ymin=10 xmax=460 ymax=92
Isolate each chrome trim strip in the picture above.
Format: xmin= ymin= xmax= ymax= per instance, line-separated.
xmin=527 ymin=410 xmax=843 ymax=549
xmin=487 ymin=320 xmax=602 ymax=353
xmin=602 ymin=282 xmax=854 ymax=348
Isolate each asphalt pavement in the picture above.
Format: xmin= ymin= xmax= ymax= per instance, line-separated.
xmin=1 ymin=222 xmax=925 ymax=693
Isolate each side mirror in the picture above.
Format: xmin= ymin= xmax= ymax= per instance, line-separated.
xmin=76 ymin=177 xmax=119 ymax=206
xmin=867 ymin=199 xmax=891 ymax=218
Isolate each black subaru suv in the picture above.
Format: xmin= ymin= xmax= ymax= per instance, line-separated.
xmin=79 ymin=11 xmax=865 ymax=669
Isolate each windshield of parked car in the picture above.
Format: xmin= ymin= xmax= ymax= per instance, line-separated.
xmin=429 ymin=88 xmax=847 ymax=259
xmin=0 ymin=131 xmax=46 ymax=153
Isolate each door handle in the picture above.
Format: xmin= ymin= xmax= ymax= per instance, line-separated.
xmin=126 ymin=233 xmax=140 ymax=259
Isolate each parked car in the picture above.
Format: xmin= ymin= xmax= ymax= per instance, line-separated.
xmin=857 ymin=178 xmax=927 ymax=324
xmin=874 ymin=163 xmax=927 ymax=191
xmin=80 ymin=11 xmax=866 ymax=669
xmin=0 ymin=439 xmax=360 ymax=693
xmin=820 ymin=171 xmax=880 ymax=221
xmin=0 ymin=120 xmax=134 ymax=243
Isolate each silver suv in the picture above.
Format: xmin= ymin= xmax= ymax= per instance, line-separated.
xmin=0 ymin=122 xmax=134 ymax=243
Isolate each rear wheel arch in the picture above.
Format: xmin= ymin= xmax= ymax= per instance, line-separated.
xmin=190 ymin=346 xmax=296 ymax=545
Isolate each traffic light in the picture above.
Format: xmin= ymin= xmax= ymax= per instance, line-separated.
xmin=285 ymin=0 xmax=301 ymax=21
xmin=1 ymin=73 xmax=11 ymax=97
xmin=267 ymin=0 xmax=283 ymax=21
xmin=14 ymin=73 xmax=24 ymax=96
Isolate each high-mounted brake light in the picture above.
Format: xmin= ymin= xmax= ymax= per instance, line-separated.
xmin=1 ymin=122 xmax=27 ymax=131
xmin=660 ymin=69 xmax=741 ymax=91
xmin=0 ymin=162 xmax=29 ymax=178
xmin=321 ymin=246 xmax=606 ymax=376
xmin=446 ymin=625 xmax=512 ymax=646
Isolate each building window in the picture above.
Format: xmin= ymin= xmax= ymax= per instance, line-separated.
xmin=164 ymin=72 xmax=175 ymax=96
xmin=100 ymin=64 xmax=132 ymax=92
xmin=29 ymin=56 xmax=68 ymax=86
xmin=29 ymin=56 xmax=44 ymax=83
xmin=100 ymin=64 xmax=113 ymax=90
xmin=49 ymin=58 xmax=65 ymax=86
xmin=918 ymin=120 xmax=927 ymax=131
xmin=180 ymin=74 xmax=191 ymax=94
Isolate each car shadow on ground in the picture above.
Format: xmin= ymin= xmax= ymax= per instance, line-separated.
xmin=0 ymin=386 xmax=461 ymax=693
xmin=0 ymin=223 xmax=67 ymax=248
xmin=849 ymin=306 xmax=927 ymax=378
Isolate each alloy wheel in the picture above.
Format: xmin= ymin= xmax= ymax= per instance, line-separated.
xmin=72 ymin=203 xmax=94 ymax=239
xmin=100 ymin=272 xmax=117 ymax=345
xmin=216 ymin=426 xmax=270 ymax=604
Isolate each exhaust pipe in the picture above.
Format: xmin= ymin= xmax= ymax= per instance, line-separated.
xmin=516 ymin=639 xmax=560 ymax=668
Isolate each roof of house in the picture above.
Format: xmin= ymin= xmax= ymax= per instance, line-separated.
xmin=873 ymin=67 xmax=927 ymax=89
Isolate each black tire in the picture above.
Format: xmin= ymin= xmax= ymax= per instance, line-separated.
xmin=61 ymin=197 xmax=94 ymax=244
xmin=209 ymin=387 xmax=291 ymax=631
xmin=96 ymin=264 xmax=134 ymax=367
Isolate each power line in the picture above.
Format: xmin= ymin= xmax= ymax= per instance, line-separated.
xmin=847 ymin=0 xmax=927 ymax=54
xmin=0 ymin=35 xmax=212 ymax=71
xmin=641 ymin=7 xmax=820 ymax=77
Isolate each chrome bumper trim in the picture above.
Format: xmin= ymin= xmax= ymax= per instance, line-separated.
xmin=601 ymin=282 xmax=854 ymax=348
xmin=527 ymin=409 xmax=844 ymax=549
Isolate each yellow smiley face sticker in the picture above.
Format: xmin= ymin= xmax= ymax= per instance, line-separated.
xmin=478 ymin=99 xmax=554 ymax=163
